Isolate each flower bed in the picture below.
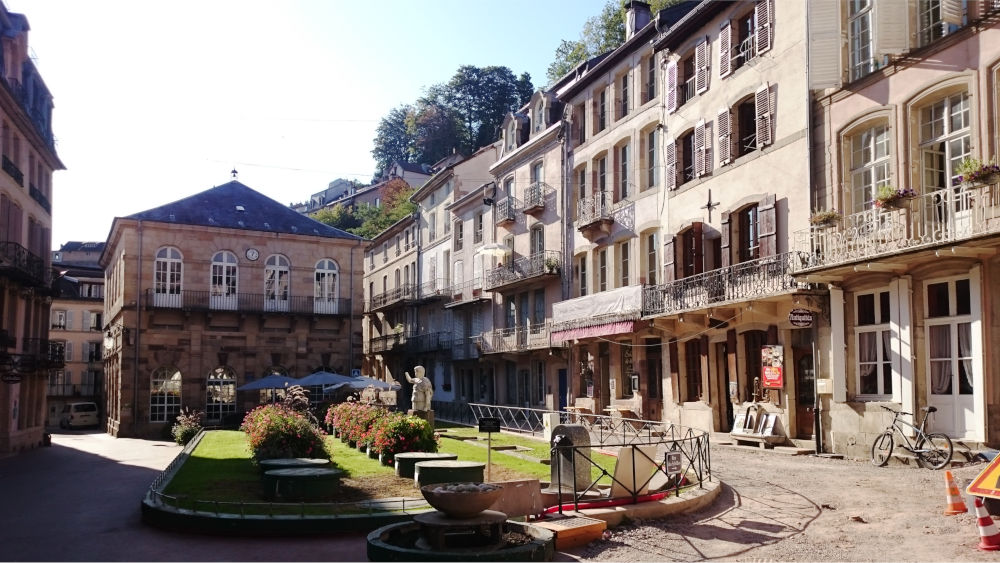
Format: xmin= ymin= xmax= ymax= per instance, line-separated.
xmin=369 ymin=411 xmax=437 ymax=463
xmin=326 ymin=402 xmax=386 ymax=448
xmin=240 ymin=404 xmax=329 ymax=462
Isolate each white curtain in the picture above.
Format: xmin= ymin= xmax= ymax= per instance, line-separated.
xmin=929 ymin=325 xmax=952 ymax=394
xmin=958 ymin=322 xmax=973 ymax=395
xmin=858 ymin=332 xmax=877 ymax=394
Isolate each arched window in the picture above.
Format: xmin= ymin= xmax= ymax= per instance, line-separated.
xmin=264 ymin=254 xmax=290 ymax=312
xmin=210 ymin=250 xmax=238 ymax=310
xmin=849 ymin=123 xmax=890 ymax=213
xmin=153 ymin=247 xmax=183 ymax=308
xmin=150 ymin=366 xmax=181 ymax=422
xmin=919 ymin=91 xmax=970 ymax=196
xmin=314 ymin=259 xmax=339 ymax=314
xmin=206 ymin=365 xmax=236 ymax=421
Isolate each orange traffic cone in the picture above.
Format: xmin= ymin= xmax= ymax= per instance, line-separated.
xmin=945 ymin=470 xmax=968 ymax=515
xmin=973 ymin=497 xmax=1000 ymax=551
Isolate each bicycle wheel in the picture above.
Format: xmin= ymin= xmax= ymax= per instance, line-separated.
xmin=916 ymin=433 xmax=953 ymax=470
xmin=871 ymin=431 xmax=894 ymax=466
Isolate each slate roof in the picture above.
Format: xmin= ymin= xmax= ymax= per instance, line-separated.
xmin=58 ymin=241 xmax=106 ymax=252
xmin=124 ymin=181 xmax=364 ymax=240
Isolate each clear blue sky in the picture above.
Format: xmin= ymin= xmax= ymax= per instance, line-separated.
xmin=7 ymin=0 xmax=610 ymax=247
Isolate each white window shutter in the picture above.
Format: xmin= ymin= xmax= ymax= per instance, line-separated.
xmin=83 ymin=311 xmax=91 ymax=331
xmin=666 ymin=60 xmax=678 ymax=113
xmin=941 ymin=0 xmax=963 ymax=25
xmin=704 ymin=120 xmax=713 ymax=176
xmin=755 ymin=83 xmax=772 ymax=148
xmin=66 ymin=341 xmax=73 ymax=363
xmin=755 ymin=0 xmax=773 ymax=55
xmin=719 ymin=21 xmax=732 ymax=78
xmin=66 ymin=311 xmax=74 ymax=330
xmin=807 ymin=0 xmax=844 ymax=89
xmin=665 ymin=138 xmax=677 ymax=191
xmin=694 ymin=120 xmax=706 ymax=177
xmin=873 ymin=0 xmax=909 ymax=56
xmin=695 ymin=38 xmax=709 ymax=94
xmin=717 ymin=108 xmax=732 ymax=165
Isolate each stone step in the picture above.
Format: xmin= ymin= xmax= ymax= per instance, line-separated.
xmin=773 ymin=446 xmax=814 ymax=455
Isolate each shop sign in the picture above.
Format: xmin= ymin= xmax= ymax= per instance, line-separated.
xmin=788 ymin=308 xmax=814 ymax=327
xmin=761 ymin=345 xmax=784 ymax=389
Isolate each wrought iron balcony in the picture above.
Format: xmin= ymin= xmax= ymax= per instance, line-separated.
xmin=369 ymin=332 xmax=403 ymax=353
xmin=793 ymin=184 xmax=1000 ymax=273
xmin=29 ymin=183 xmax=50 ymax=214
xmin=367 ymin=283 xmax=419 ymax=312
xmin=452 ymin=335 xmax=480 ymax=360
xmin=476 ymin=322 xmax=564 ymax=355
xmin=2 ymin=155 xmax=23 ymax=185
xmin=402 ymin=331 xmax=453 ymax=354
xmin=495 ymin=195 xmax=518 ymax=226
xmin=484 ymin=250 xmax=562 ymax=291
xmin=576 ymin=192 xmax=616 ymax=239
xmin=445 ymin=279 xmax=486 ymax=307
xmin=523 ymin=182 xmax=551 ymax=214
xmin=144 ymin=289 xmax=351 ymax=316
xmin=0 ymin=240 xmax=49 ymax=288
xmin=642 ymin=252 xmax=809 ymax=317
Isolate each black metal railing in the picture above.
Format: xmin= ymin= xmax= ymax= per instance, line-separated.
xmin=369 ymin=333 xmax=403 ymax=353
xmin=484 ymin=250 xmax=561 ymax=290
xmin=495 ymin=196 xmax=518 ymax=224
xmin=643 ymin=251 xmax=808 ymax=317
xmin=144 ymin=289 xmax=350 ymax=316
xmin=2 ymin=154 xmax=23 ymax=185
xmin=523 ymin=182 xmax=550 ymax=212
xmin=451 ymin=335 xmax=479 ymax=360
xmin=445 ymin=279 xmax=485 ymax=306
xmin=402 ymin=331 xmax=453 ymax=353
xmin=22 ymin=338 xmax=64 ymax=368
xmin=29 ymin=183 xmax=50 ymax=214
xmin=0 ymin=240 xmax=49 ymax=287
xmin=431 ymin=400 xmax=478 ymax=425
xmin=367 ymin=283 xmax=419 ymax=311
xmin=576 ymin=191 xmax=614 ymax=230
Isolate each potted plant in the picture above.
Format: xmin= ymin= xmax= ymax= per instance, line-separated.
xmin=873 ymin=185 xmax=917 ymax=209
xmin=955 ymin=157 xmax=1000 ymax=186
xmin=544 ymin=257 xmax=560 ymax=273
xmin=809 ymin=209 xmax=842 ymax=227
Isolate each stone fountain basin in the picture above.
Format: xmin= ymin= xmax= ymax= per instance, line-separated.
xmin=366 ymin=520 xmax=555 ymax=562
xmin=420 ymin=482 xmax=504 ymax=518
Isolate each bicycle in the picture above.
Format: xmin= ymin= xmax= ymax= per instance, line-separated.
xmin=871 ymin=405 xmax=953 ymax=469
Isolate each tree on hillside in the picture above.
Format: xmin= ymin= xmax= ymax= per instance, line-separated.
xmin=406 ymin=99 xmax=464 ymax=166
xmin=350 ymin=186 xmax=418 ymax=240
xmin=371 ymin=105 xmax=415 ymax=177
xmin=311 ymin=204 xmax=360 ymax=232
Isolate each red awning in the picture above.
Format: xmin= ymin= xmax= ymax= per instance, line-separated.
xmin=551 ymin=321 xmax=636 ymax=343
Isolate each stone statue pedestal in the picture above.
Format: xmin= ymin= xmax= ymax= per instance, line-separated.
xmin=408 ymin=409 xmax=434 ymax=427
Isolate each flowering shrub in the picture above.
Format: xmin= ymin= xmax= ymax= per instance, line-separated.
xmin=171 ymin=407 xmax=203 ymax=445
xmin=954 ymin=157 xmax=1000 ymax=186
xmin=873 ymin=185 xmax=916 ymax=208
xmin=369 ymin=411 xmax=437 ymax=463
xmin=326 ymin=402 xmax=386 ymax=447
xmin=809 ymin=209 xmax=841 ymax=226
xmin=240 ymin=404 xmax=328 ymax=461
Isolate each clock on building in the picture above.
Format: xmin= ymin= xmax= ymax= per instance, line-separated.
xmin=245 ymin=248 xmax=259 ymax=261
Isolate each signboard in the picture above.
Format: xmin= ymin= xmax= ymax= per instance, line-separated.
xmin=729 ymin=381 xmax=739 ymax=400
xmin=478 ymin=417 xmax=501 ymax=433
xmin=788 ymin=308 xmax=814 ymax=328
xmin=665 ymin=451 xmax=683 ymax=475
xmin=967 ymin=455 xmax=1000 ymax=500
xmin=761 ymin=345 xmax=784 ymax=389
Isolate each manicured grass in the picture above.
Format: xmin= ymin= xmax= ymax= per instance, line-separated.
xmin=163 ymin=431 xmax=259 ymax=501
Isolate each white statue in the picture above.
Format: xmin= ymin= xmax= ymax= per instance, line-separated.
xmin=405 ymin=365 xmax=433 ymax=411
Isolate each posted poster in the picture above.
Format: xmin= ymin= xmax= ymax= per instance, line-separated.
xmin=761 ymin=345 xmax=784 ymax=389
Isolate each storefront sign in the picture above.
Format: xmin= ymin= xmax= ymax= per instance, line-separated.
xmin=761 ymin=345 xmax=784 ymax=389
xmin=788 ymin=308 xmax=814 ymax=327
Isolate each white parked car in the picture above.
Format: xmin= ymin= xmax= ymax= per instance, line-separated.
xmin=59 ymin=402 xmax=99 ymax=429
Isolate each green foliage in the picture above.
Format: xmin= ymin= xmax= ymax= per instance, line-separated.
xmin=310 ymin=204 xmax=360 ymax=232
xmin=240 ymin=404 xmax=329 ymax=461
xmin=405 ymin=99 xmax=465 ymax=164
xmin=327 ymin=402 xmax=387 ymax=448
xmin=369 ymin=412 xmax=437 ymax=462
xmin=171 ymin=407 xmax=203 ymax=446
xmin=371 ymin=104 xmax=415 ymax=177
xmin=348 ymin=182 xmax=417 ymax=240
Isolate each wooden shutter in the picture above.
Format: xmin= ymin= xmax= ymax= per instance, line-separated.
xmin=83 ymin=311 xmax=91 ymax=331
xmin=755 ymin=0 xmax=773 ymax=55
xmin=755 ymin=83 xmax=772 ymax=148
xmin=717 ymin=108 xmax=732 ymax=165
xmin=873 ymin=0 xmax=908 ymax=56
xmin=941 ymin=0 xmax=963 ymax=24
xmin=665 ymin=137 xmax=677 ymax=191
xmin=720 ymin=211 xmax=731 ymax=267
xmin=808 ymin=0 xmax=843 ymax=89
xmin=663 ymin=235 xmax=676 ymax=282
xmin=758 ymin=194 xmax=777 ymax=257
xmin=668 ymin=338 xmax=680 ymax=403
xmin=694 ymin=120 xmax=706 ymax=177
xmin=666 ymin=60 xmax=678 ymax=113
xmin=719 ymin=21 xmax=732 ymax=78
xmin=692 ymin=222 xmax=705 ymax=275
xmin=66 ymin=311 xmax=74 ymax=331
xmin=695 ymin=38 xmax=709 ymax=94
xmin=65 ymin=342 xmax=73 ymax=363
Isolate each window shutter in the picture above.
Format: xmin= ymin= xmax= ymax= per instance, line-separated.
xmin=941 ymin=0 xmax=963 ymax=24
xmin=719 ymin=21 xmax=732 ymax=78
xmin=694 ymin=120 xmax=706 ymax=177
xmin=755 ymin=83 xmax=772 ymax=148
xmin=692 ymin=222 xmax=705 ymax=275
xmin=83 ymin=311 xmax=91 ymax=331
xmin=717 ymin=108 xmax=732 ymax=165
xmin=66 ymin=311 xmax=74 ymax=330
xmin=758 ymin=194 xmax=777 ymax=257
xmin=66 ymin=341 xmax=73 ymax=363
xmin=808 ymin=0 xmax=844 ymax=89
xmin=720 ymin=211 xmax=731 ymax=267
xmin=665 ymin=137 xmax=677 ymax=191
xmin=666 ymin=60 xmax=678 ymax=113
xmin=755 ymin=0 xmax=773 ymax=55
xmin=695 ymin=38 xmax=710 ymax=94
xmin=873 ymin=0 xmax=908 ymax=56
xmin=663 ymin=236 xmax=676 ymax=282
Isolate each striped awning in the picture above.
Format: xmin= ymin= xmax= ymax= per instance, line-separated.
xmin=551 ymin=321 xmax=637 ymax=343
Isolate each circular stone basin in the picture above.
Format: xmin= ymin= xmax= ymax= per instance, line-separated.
xmin=258 ymin=458 xmax=330 ymax=472
xmin=262 ymin=467 xmax=344 ymax=501
xmin=420 ymin=482 xmax=504 ymax=519
xmin=367 ymin=520 xmax=555 ymax=562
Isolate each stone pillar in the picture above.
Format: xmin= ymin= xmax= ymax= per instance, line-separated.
xmin=547 ymin=424 xmax=591 ymax=493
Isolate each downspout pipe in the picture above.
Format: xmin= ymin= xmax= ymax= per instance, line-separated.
xmin=133 ymin=220 xmax=142 ymax=436
xmin=804 ymin=2 xmax=823 ymax=455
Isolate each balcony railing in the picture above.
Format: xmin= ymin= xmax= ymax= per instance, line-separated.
xmin=793 ymin=184 xmax=1000 ymax=272
xmin=484 ymin=250 xmax=562 ymax=291
xmin=0 ymin=240 xmax=49 ymax=288
xmin=576 ymin=191 xmax=615 ymax=232
xmin=732 ymin=33 xmax=757 ymax=70
xmin=523 ymin=182 xmax=550 ymax=213
xmin=367 ymin=283 xmax=419 ymax=312
xmin=642 ymin=252 xmax=809 ymax=317
xmin=403 ymin=331 xmax=453 ymax=354
xmin=495 ymin=196 xmax=518 ymax=225
xmin=452 ymin=336 xmax=479 ymax=361
xmin=2 ymin=154 xmax=23 ymax=185
xmin=679 ymin=75 xmax=697 ymax=105
xmin=144 ymin=289 xmax=351 ymax=316
xmin=21 ymin=338 xmax=65 ymax=369
xmin=476 ymin=322 xmax=564 ymax=354
xmin=446 ymin=279 xmax=485 ymax=307
xmin=369 ymin=333 xmax=403 ymax=353
xmin=29 ymin=183 xmax=50 ymax=214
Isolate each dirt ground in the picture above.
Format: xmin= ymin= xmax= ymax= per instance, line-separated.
xmin=560 ymin=444 xmax=1000 ymax=562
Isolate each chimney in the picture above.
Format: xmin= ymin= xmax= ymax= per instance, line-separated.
xmin=626 ymin=0 xmax=652 ymax=40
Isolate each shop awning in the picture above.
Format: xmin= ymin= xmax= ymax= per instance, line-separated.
xmin=551 ymin=321 xmax=637 ymax=343
xmin=550 ymin=286 xmax=643 ymax=342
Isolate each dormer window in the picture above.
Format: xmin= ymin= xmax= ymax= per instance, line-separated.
xmin=507 ymin=122 xmax=518 ymax=150
xmin=534 ymin=101 xmax=545 ymax=132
